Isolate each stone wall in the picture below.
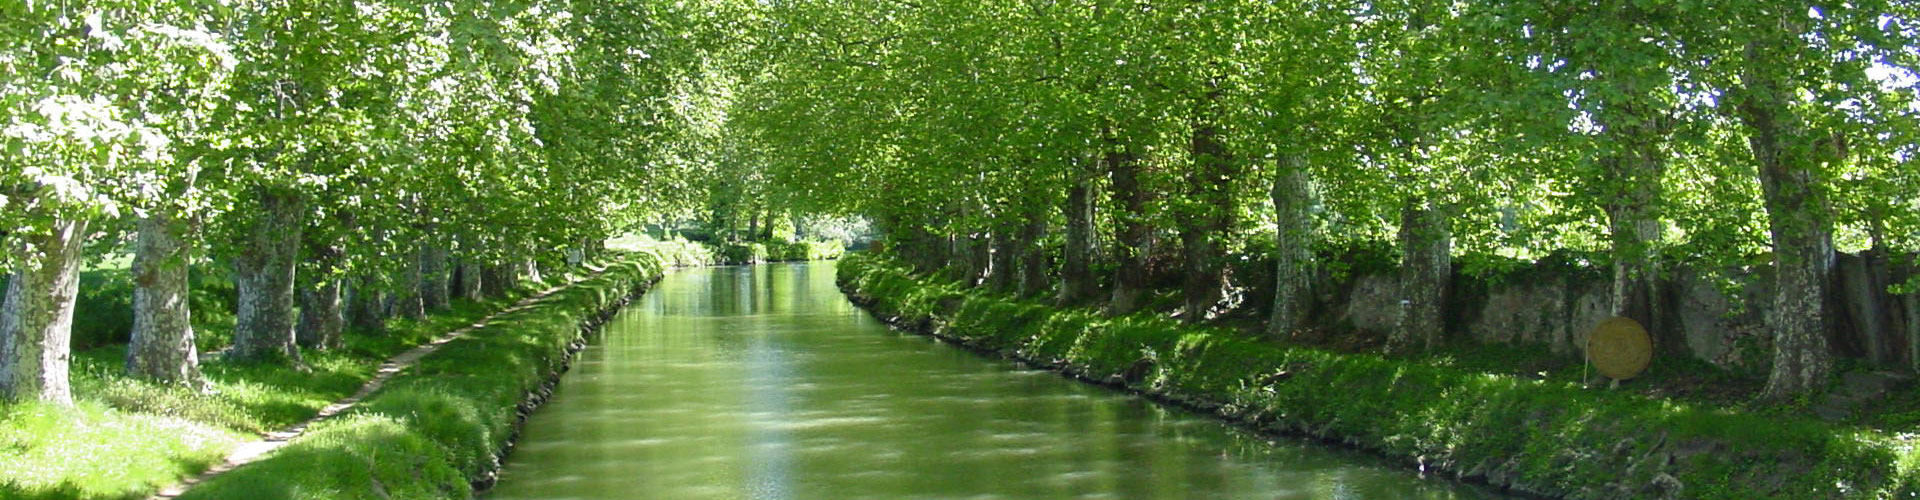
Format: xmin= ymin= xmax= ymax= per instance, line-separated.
xmin=1315 ymin=250 xmax=1916 ymax=374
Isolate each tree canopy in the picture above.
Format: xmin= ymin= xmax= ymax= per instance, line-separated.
xmin=2 ymin=0 xmax=1918 ymax=403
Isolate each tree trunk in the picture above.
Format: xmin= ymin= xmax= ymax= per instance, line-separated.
xmin=391 ymin=252 xmax=426 ymax=320
xmin=297 ymin=279 xmax=344 ymax=349
xmin=1179 ymin=112 xmax=1233 ymax=323
xmin=966 ymin=231 xmax=993 ymax=287
xmin=1268 ymin=153 xmax=1316 ymax=337
xmin=1737 ymin=40 xmax=1836 ymax=400
xmin=1177 ymin=229 xmax=1218 ymax=322
xmin=1597 ymin=93 xmax=1674 ymax=355
xmin=0 ymin=217 xmax=88 ymax=404
xmin=483 ymin=262 xmax=515 ymax=297
xmin=520 ymin=258 xmax=544 ymax=285
xmin=923 ymin=232 xmax=950 ymax=274
xmin=347 ymin=276 xmax=386 ymax=333
xmin=1605 ymin=175 xmax=1666 ymax=334
xmin=420 ymin=238 xmax=451 ymax=311
xmin=1019 ymin=209 xmax=1050 ymax=299
xmin=230 ymin=188 xmax=304 ymax=363
xmin=1107 ymin=140 xmax=1152 ymax=315
xmin=1390 ymin=199 xmax=1451 ymax=353
xmin=1059 ymin=167 xmax=1097 ymax=305
xmin=127 ymin=214 xmax=202 ymax=385
xmin=1907 ymin=286 xmax=1920 ymax=373
xmin=987 ymin=228 xmax=1019 ymax=292
xmin=456 ymin=260 xmax=484 ymax=301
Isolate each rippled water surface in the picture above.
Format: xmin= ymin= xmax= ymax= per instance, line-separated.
xmin=487 ymin=262 xmax=1496 ymax=500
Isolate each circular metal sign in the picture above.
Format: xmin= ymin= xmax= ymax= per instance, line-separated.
xmin=1587 ymin=317 xmax=1653 ymax=380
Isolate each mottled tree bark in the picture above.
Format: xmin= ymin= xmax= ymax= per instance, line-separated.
xmin=297 ymin=279 xmax=344 ymax=349
xmin=127 ymin=215 xmax=202 ymax=385
xmin=230 ymin=188 xmax=304 ymax=363
xmin=1737 ymin=40 xmax=1836 ymax=400
xmin=965 ymin=231 xmax=992 ymax=287
xmin=747 ymin=211 xmax=761 ymax=241
xmin=1058 ymin=168 xmax=1098 ymax=305
xmin=1107 ymin=141 xmax=1152 ymax=316
xmin=1179 ymin=111 xmax=1233 ymax=323
xmin=520 ymin=258 xmax=543 ymax=285
xmin=456 ymin=260 xmax=484 ymax=301
xmin=482 ymin=262 xmax=515 ymax=298
xmin=391 ymin=252 xmax=426 ymax=320
xmin=986 ymin=228 xmax=1019 ymax=292
xmin=1268 ymin=154 xmax=1316 ymax=337
xmin=921 ymin=232 xmax=951 ymax=274
xmin=1907 ymin=289 xmax=1920 ymax=373
xmin=1018 ymin=208 xmax=1050 ymax=299
xmin=1 ymin=217 xmax=88 ymax=404
xmin=1390 ymin=200 xmax=1451 ymax=353
xmin=420 ymin=237 xmax=451 ymax=311
xmin=346 ymin=276 xmax=386 ymax=333
xmin=1598 ymin=98 xmax=1673 ymax=354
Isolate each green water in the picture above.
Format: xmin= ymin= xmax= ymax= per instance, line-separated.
xmin=487 ymin=262 xmax=1496 ymax=499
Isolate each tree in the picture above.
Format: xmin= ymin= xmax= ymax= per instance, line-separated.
xmin=2 ymin=1 xmax=227 ymax=400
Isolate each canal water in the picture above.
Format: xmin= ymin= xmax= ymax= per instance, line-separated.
xmin=487 ymin=262 xmax=1494 ymax=499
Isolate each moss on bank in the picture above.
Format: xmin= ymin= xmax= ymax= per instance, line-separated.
xmin=836 ymin=253 xmax=1920 ymax=499
xmin=176 ymin=254 xmax=666 ymax=500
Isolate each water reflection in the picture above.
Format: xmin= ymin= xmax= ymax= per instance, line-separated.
xmin=487 ymin=263 xmax=1497 ymax=500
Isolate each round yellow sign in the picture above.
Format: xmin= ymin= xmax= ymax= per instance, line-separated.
xmin=1587 ymin=317 xmax=1653 ymax=380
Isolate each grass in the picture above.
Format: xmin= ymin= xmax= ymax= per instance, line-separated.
xmin=0 ymin=402 xmax=239 ymax=500
xmin=838 ymin=252 xmax=1920 ymax=499
xmin=0 ymin=257 xmax=630 ymax=500
xmin=178 ymin=254 xmax=667 ymax=499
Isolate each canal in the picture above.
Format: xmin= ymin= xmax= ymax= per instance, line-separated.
xmin=487 ymin=262 xmax=1495 ymax=499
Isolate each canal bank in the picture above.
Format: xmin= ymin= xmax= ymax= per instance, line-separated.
xmin=174 ymin=254 xmax=669 ymax=499
xmin=487 ymin=261 xmax=1487 ymax=499
xmin=835 ymin=254 xmax=1920 ymax=499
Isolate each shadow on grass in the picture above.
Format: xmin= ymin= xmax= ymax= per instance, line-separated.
xmin=0 ymin=480 xmax=130 ymax=500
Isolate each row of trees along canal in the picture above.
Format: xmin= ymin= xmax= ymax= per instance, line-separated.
xmin=721 ymin=0 xmax=1920 ymax=400
xmin=6 ymin=0 xmax=1919 ymax=408
xmin=0 ymin=0 xmax=757 ymax=404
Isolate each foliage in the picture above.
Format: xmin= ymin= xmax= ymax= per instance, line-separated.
xmin=716 ymin=239 xmax=845 ymax=264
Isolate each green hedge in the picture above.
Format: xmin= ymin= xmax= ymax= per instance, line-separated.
xmin=717 ymin=239 xmax=844 ymax=264
xmin=178 ymin=254 xmax=668 ymax=500
xmin=836 ymin=253 xmax=1920 ymax=499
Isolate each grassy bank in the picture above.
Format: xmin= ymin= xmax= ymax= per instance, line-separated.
xmin=0 ymin=258 xmax=633 ymax=500
xmin=836 ymin=253 xmax=1920 ymax=499
xmin=174 ymin=253 xmax=667 ymax=499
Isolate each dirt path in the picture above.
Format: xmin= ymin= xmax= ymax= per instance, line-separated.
xmin=149 ymin=268 xmax=603 ymax=499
